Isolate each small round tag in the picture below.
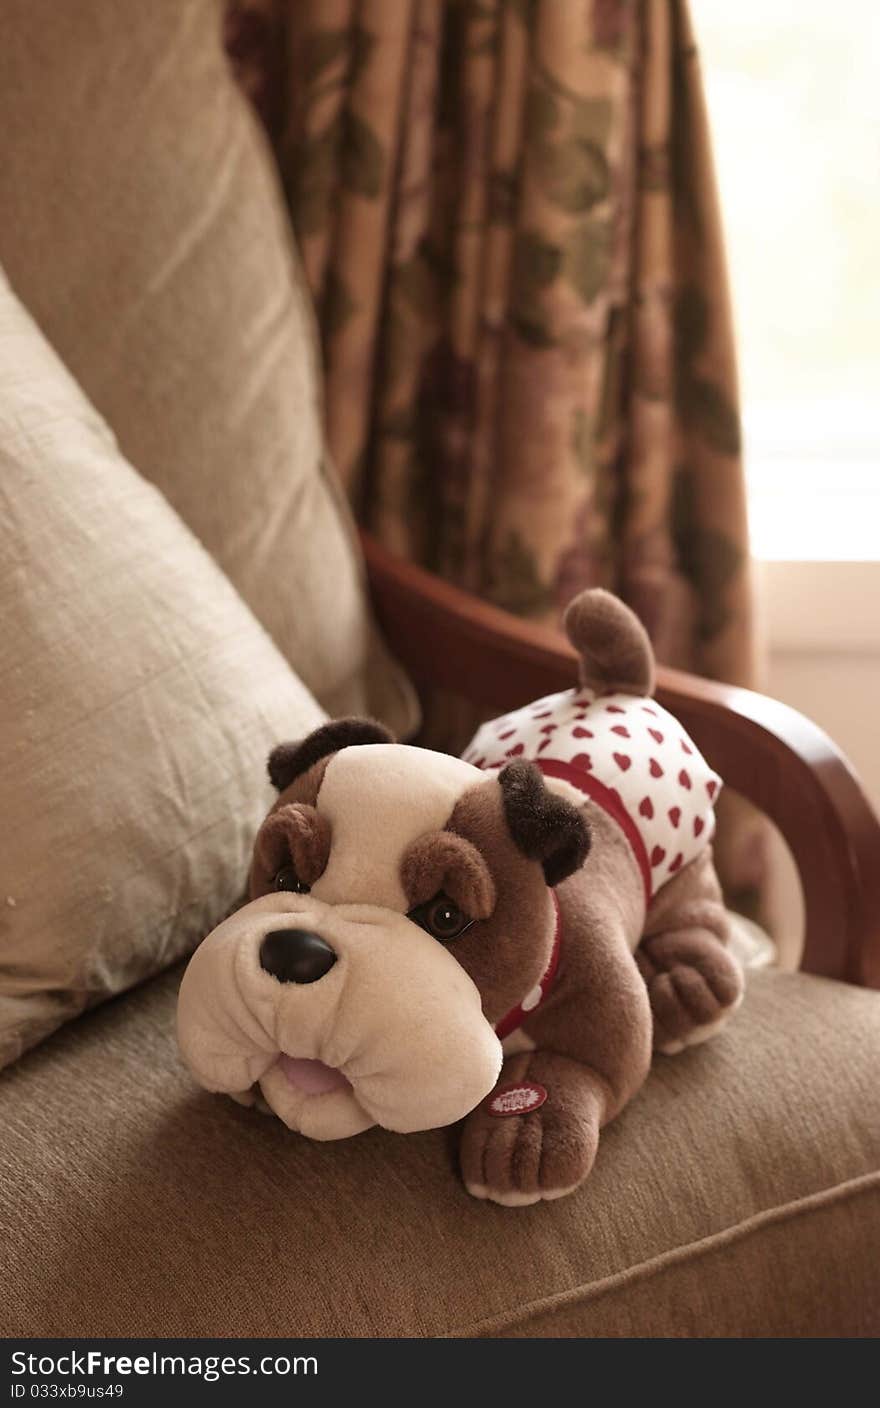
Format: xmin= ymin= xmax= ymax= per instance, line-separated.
xmin=487 ymin=1081 xmax=548 ymax=1118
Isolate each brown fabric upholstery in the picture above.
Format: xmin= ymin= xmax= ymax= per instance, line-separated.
xmin=1 ymin=969 xmax=878 ymax=1337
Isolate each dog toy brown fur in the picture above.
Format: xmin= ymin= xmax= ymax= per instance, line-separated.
xmin=178 ymin=590 xmax=743 ymax=1206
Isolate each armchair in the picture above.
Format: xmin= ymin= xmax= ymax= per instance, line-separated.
xmin=2 ymin=0 xmax=876 ymax=1342
xmin=3 ymin=537 xmax=878 ymax=1340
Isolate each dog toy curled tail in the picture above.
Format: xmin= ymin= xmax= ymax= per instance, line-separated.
xmin=563 ymin=589 xmax=655 ymax=698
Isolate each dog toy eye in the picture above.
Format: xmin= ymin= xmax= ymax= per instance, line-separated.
xmin=408 ymin=893 xmax=473 ymax=942
xmin=274 ymin=864 xmax=310 ymax=895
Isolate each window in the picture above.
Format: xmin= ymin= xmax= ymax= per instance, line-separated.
xmin=697 ymin=2 xmax=880 ymax=560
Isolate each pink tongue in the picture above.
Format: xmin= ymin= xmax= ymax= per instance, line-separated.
xmin=276 ymin=1055 xmax=352 ymax=1095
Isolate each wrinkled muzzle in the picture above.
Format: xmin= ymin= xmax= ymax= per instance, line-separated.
xmin=177 ymin=893 xmax=503 ymax=1139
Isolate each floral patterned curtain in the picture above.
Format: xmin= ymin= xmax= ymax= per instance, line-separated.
xmin=227 ymin=0 xmax=765 ymax=914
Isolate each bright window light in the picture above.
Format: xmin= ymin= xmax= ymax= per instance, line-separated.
xmin=697 ymin=2 xmax=880 ymax=561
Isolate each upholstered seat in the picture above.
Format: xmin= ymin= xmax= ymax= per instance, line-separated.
xmin=2 ymin=963 xmax=877 ymax=1338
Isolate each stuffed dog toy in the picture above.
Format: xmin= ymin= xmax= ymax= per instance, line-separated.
xmin=178 ymin=590 xmax=743 ymax=1206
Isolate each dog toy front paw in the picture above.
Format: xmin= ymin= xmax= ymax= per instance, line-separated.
xmin=460 ymin=1052 xmax=603 ymax=1206
xmin=636 ymin=930 xmax=744 ymax=1054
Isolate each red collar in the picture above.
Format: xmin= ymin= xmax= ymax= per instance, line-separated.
xmin=494 ymin=892 xmax=562 ymax=1042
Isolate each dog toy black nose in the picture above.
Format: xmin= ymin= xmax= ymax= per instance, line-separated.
xmin=259 ymin=929 xmax=337 ymax=984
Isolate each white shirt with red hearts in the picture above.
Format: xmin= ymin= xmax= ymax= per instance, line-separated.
xmin=463 ymin=687 xmax=721 ymax=903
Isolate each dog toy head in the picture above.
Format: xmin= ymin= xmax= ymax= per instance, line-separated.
xmin=177 ymin=720 xmax=590 ymax=1140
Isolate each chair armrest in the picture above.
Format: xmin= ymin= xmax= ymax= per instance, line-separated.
xmin=363 ymin=532 xmax=880 ymax=988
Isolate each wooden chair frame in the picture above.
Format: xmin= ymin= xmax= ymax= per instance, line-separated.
xmin=363 ymin=533 xmax=880 ymax=989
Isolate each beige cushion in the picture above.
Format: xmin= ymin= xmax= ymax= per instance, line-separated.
xmin=0 ymin=0 xmax=414 ymax=732
xmin=1 ymin=965 xmax=877 ymax=1336
xmin=0 ymin=270 xmax=326 ymax=1067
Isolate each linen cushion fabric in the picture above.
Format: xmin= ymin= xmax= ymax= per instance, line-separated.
xmin=0 ymin=270 xmax=326 ymax=1067
xmin=1 ymin=966 xmax=877 ymax=1336
xmin=0 ymin=0 xmax=416 ymax=734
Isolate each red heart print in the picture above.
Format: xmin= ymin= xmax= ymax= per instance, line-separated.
xmin=570 ymin=752 xmax=592 ymax=770
xmin=669 ymin=852 xmax=684 ymax=873
xmin=693 ymin=816 xmax=705 ymax=837
xmin=641 ymin=706 xmax=658 ymax=717
xmin=540 ymin=723 xmax=557 ymax=735
xmin=678 ymin=768 xmax=692 ymax=789
xmin=533 ymin=710 xmax=553 ymax=719
xmin=537 ymin=738 xmax=552 ymax=753
xmin=668 ymin=806 xmax=681 ymax=828
xmin=648 ymin=728 xmax=664 ymax=745
xmin=706 ymin=779 xmax=718 ymax=800
xmin=610 ymin=725 xmax=631 ymax=738
xmin=649 ymin=758 xmax=664 ymax=778
xmin=613 ymin=752 xmax=632 ymax=771
xmin=473 ymin=757 xmax=486 ymax=768
xmin=681 ymin=739 xmax=693 ymax=756
xmin=606 ymin=705 xmax=626 ymax=714
xmin=639 ymin=796 xmax=654 ymax=819
xmin=572 ymin=726 xmax=594 ymax=739
xmin=650 ymin=845 xmax=666 ymax=867
xmin=506 ymin=744 xmax=525 ymax=757
xmin=498 ymin=729 xmax=516 ymax=740
xmin=573 ymin=713 xmax=588 ymax=721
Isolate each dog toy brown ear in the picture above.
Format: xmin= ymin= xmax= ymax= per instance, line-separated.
xmin=499 ymin=760 xmax=591 ymax=887
xmin=268 ymin=717 xmax=395 ymax=792
xmin=563 ymin=588 xmax=656 ymax=697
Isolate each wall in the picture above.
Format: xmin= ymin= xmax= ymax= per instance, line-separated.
xmin=759 ymin=561 xmax=880 ymax=810
xmin=756 ymin=561 xmax=880 ymax=962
